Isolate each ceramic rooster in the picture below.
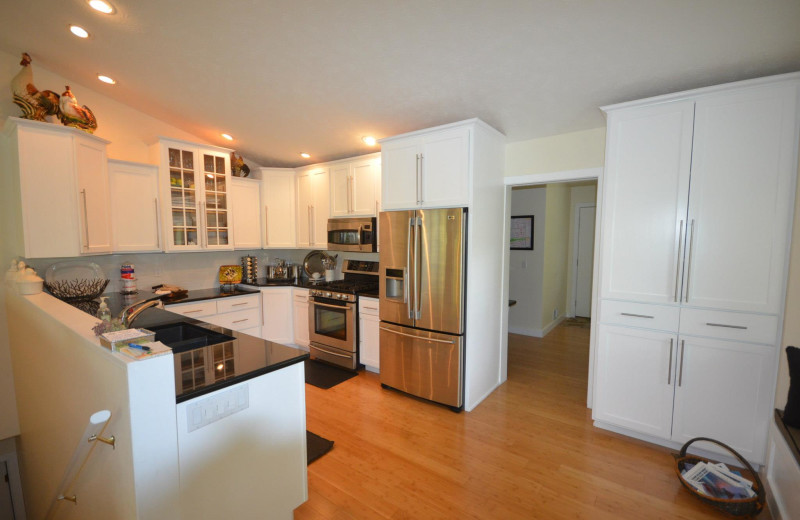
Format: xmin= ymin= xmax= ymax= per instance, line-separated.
xmin=10 ymin=53 xmax=60 ymax=121
xmin=59 ymin=86 xmax=97 ymax=133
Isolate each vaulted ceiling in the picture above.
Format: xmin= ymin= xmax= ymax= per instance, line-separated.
xmin=2 ymin=1 xmax=799 ymax=167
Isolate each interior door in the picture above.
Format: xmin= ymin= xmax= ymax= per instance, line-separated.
xmin=379 ymin=210 xmax=415 ymax=327
xmin=575 ymin=205 xmax=595 ymax=317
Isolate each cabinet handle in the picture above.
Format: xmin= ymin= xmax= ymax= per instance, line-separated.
xmin=684 ymin=219 xmax=695 ymax=302
xmin=667 ymin=338 xmax=674 ymax=385
xmin=418 ymin=153 xmax=424 ymax=205
xmin=678 ymin=339 xmax=685 ymax=387
xmin=379 ymin=326 xmax=455 ymax=344
xmin=363 ymin=306 xmax=378 ymax=311
xmin=264 ymin=206 xmax=269 ymax=245
xmin=154 ymin=198 xmax=161 ymax=249
xmin=200 ymin=202 xmax=206 ymax=248
xmin=183 ymin=309 xmax=203 ymax=314
xmin=80 ymin=189 xmax=89 ymax=250
xmin=348 ymin=174 xmax=353 ymax=213
xmin=232 ymin=302 xmax=248 ymax=307
xmin=307 ymin=205 xmax=312 ymax=246
xmin=705 ymin=322 xmax=748 ymax=330
xmin=620 ymin=312 xmax=654 ymax=319
xmin=415 ymin=153 xmax=421 ymax=205
xmin=674 ymin=220 xmax=684 ymax=302
xmin=233 ymin=318 xmax=248 ymax=324
xmin=311 ymin=204 xmax=315 ymax=244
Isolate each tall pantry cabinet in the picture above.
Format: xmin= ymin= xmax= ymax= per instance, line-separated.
xmin=593 ymin=73 xmax=800 ymax=464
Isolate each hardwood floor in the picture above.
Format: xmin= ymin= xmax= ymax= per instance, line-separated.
xmin=295 ymin=323 xmax=764 ymax=519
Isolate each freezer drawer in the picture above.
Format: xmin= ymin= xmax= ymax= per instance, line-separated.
xmin=379 ymin=322 xmax=463 ymax=408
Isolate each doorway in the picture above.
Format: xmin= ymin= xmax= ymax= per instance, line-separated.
xmin=572 ymin=203 xmax=596 ymax=318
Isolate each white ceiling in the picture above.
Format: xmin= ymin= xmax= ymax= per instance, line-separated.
xmin=1 ymin=1 xmax=799 ymax=167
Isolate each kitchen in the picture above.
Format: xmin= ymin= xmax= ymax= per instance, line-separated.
xmin=1 ymin=2 xmax=800 ymax=519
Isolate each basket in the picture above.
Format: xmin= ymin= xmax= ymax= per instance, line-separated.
xmin=673 ymin=437 xmax=765 ymax=517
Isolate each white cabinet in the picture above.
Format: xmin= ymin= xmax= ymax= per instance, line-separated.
xmin=229 ymin=177 xmax=262 ymax=249
xmin=260 ymin=168 xmax=296 ymax=248
xmin=153 ymin=138 xmax=233 ymax=251
xmin=296 ymin=167 xmax=329 ymax=248
xmin=358 ymin=297 xmax=380 ymax=372
xmin=331 ymin=154 xmax=381 ymax=217
xmin=292 ymin=288 xmax=309 ymax=348
xmin=165 ymin=293 xmax=261 ymax=337
xmin=108 ymin=159 xmax=161 ymax=252
xmin=381 ymin=124 xmax=470 ymax=210
xmin=3 ymin=117 xmax=112 ymax=258
xmin=260 ymin=287 xmax=294 ymax=344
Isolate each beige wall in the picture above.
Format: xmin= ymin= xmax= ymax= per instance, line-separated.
xmin=541 ymin=183 xmax=571 ymax=328
xmin=777 ymin=165 xmax=800 ymax=407
xmin=505 ymin=128 xmax=606 ymax=177
xmin=565 ymin=183 xmax=598 ymax=317
xmin=508 ymin=186 xmax=547 ymax=335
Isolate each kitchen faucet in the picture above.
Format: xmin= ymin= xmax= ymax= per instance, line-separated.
xmin=120 ymin=295 xmax=164 ymax=328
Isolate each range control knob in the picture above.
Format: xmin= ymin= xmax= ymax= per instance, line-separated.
xmin=325 ymin=292 xmax=332 ymax=298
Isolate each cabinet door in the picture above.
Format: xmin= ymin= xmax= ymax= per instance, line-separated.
xmin=311 ymin=169 xmax=330 ymax=248
xmin=292 ymin=290 xmax=309 ymax=348
xmin=296 ymin=171 xmax=313 ymax=247
xmin=671 ymin=336 xmax=775 ymax=463
xmin=351 ymin=158 xmax=378 ymax=215
xmin=381 ymin=139 xmax=421 ymax=210
xmin=261 ymin=169 xmax=296 ymax=248
xmin=261 ymin=288 xmax=293 ymax=344
xmin=74 ymin=135 xmax=112 ymax=254
xmin=420 ymin=127 xmax=470 ymax=208
xmin=599 ymin=101 xmax=695 ymax=305
xmin=359 ymin=314 xmax=380 ymax=371
xmin=109 ymin=160 xmax=161 ymax=252
xmin=593 ymin=324 xmax=677 ymax=439
xmin=166 ymin=146 xmax=202 ymax=250
xmin=683 ymin=84 xmax=797 ymax=313
xmin=230 ymin=178 xmax=262 ymax=249
xmin=330 ymin=164 xmax=351 ymax=217
xmin=200 ymin=151 xmax=232 ymax=249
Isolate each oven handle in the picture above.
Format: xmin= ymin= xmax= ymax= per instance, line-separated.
xmin=379 ymin=326 xmax=455 ymax=344
xmin=311 ymin=300 xmax=354 ymax=311
xmin=312 ymin=344 xmax=352 ymax=359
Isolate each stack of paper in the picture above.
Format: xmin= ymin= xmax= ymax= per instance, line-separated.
xmin=681 ymin=461 xmax=755 ymax=500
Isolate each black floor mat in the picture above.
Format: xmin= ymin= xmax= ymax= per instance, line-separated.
xmin=304 ymin=359 xmax=357 ymax=389
xmin=307 ymin=431 xmax=334 ymax=465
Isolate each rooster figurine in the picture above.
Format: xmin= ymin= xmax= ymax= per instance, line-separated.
xmin=10 ymin=53 xmax=60 ymax=121
xmin=59 ymin=86 xmax=97 ymax=134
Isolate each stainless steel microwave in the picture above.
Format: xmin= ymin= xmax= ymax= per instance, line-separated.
xmin=327 ymin=217 xmax=377 ymax=252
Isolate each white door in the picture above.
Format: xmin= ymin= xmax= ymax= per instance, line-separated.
xmin=682 ymin=84 xmax=797 ymax=314
xmin=261 ymin=169 xmax=296 ymax=248
xmin=296 ymin=172 xmax=313 ymax=247
xmin=230 ymin=178 xmax=261 ymax=249
xmin=671 ymin=335 xmax=774 ymax=463
xmin=593 ymin=324 xmax=677 ymax=439
xmin=420 ymin=127 xmax=470 ymax=208
xmin=261 ymin=287 xmax=294 ymax=344
xmin=351 ymin=159 xmax=378 ymax=215
xmin=311 ymin=169 xmax=330 ymax=248
xmin=109 ymin=160 xmax=161 ymax=252
xmin=74 ymin=136 xmax=113 ymax=254
xmin=599 ymin=101 xmax=694 ymax=304
xmin=574 ymin=205 xmax=595 ymax=317
xmin=381 ymin=139 xmax=421 ymax=210
xmin=330 ymin=164 xmax=351 ymax=216
xmin=292 ymin=290 xmax=309 ymax=348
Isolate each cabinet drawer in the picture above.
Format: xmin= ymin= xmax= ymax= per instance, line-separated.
xmin=679 ymin=308 xmax=778 ymax=345
xmin=293 ymin=288 xmax=309 ymax=303
xmin=166 ymin=300 xmax=217 ymax=318
xmin=359 ymin=297 xmax=379 ymax=316
xmin=214 ymin=308 xmax=261 ymax=331
xmin=599 ymin=300 xmax=679 ymax=331
xmin=217 ymin=294 xmax=260 ymax=313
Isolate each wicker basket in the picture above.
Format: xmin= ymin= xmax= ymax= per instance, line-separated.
xmin=673 ymin=437 xmax=765 ymax=517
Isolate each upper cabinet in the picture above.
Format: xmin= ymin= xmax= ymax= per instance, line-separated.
xmin=260 ymin=168 xmax=296 ymax=248
xmin=3 ymin=117 xmax=112 ymax=258
xmin=296 ymin=166 xmax=329 ymax=248
xmin=330 ymin=154 xmax=381 ymax=217
xmin=230 ymin=177 xmax=262 ymax=250
xmin=152 ymin=138 xmax=233 ymax=252
xmin=600 ymin=77 xmax=799 ymax=314
xmin=108 ymin=159 xmax=161 ymax=252
xmin=381 ymin=124 xmax=470 ymax=210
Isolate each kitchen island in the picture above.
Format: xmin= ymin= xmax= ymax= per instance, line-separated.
xmin=6 ymin=288 xmax=309 ymax=520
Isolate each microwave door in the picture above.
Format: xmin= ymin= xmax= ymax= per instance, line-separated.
xmin=379 ymin=210 xmax=415 ymax=327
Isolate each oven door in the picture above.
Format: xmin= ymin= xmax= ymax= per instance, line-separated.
xmin=308 ymin=297 xmax=356 ymax=352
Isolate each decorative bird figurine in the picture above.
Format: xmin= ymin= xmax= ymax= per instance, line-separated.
xmin=10 ymin=53 xmax=60 ymax=121
xmin=59 ymin=86 xmax=97 ymax=134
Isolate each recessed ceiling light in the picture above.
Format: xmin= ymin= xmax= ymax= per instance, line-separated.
xmin=69 ymin=25 xmax=90 ymax=38
xmin=97 ymin=75 xmax=116 ymax=84
xmin=88 ymin=0 xmax=115 ymax=14
xmin=362 ymin=136 xmax=377 ymax=146
xmin=300 ymin=153 xmax=310 ymax=159
xmin=221 ymin=133 xmax=233 ymax=141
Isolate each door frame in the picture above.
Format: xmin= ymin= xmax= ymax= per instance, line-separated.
xmin=571 ymin=202 xmax=596 ymax=318
xmin=501 ymin=167 xmax=604 ymax=409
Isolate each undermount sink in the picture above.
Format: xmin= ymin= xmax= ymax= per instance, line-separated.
xmin=149 ymin=322 xmax=235 ymax=353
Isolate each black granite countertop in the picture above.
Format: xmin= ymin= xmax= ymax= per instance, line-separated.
xmin=69 ymin=289 xmax=308 ymax=404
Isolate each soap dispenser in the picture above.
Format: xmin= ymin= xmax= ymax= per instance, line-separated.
xmin=97 ymin=297 xmax=112 ymax=323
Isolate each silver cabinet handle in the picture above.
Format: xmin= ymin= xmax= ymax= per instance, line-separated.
xmin=415 ymin=153 xmax=421 ymax=205
xmin=232 ymin=318 xmax=248 ymax=324
xmin=264 ymin=206 xmax=269 ymax=245
xmin=406 ymin=217 xmax=413 ymax=318
xmin=678 ymin=339 xmax=685 ymax=387
xmin=379 ymin=326 xmax=455 ymax=344
xmin=200 ymin=201 xmax=206 ymax=247
xmin=674 ymin=220 xmax=684 ymax=302
xmin=308 ymin=205 xmax=312 ymax=246
xmin=705 ymin=322 xmax=748 ymax=330
xmin=348 ymin=174 xmax=353 ymax=213
xmin=418 ymin=153 xmax=424 ymax=205
xmin=685 ymin=219 xmax=695 ymax=302
xmin=312 ymin=300 xmax=354 ymax=312
xmin=363 ymin=306 xmax=378 ymax=311
xmin=231 ymin=302 xmax=248 ymax=307
xmin=183 ymin=309 xmax=203 ymax=314
xmin=80 ymin=189 xmax=89 ymax=250
xmin=414 ymin=217 xmax=421 ymax=319
xmin=620 ymin=312 xmax=655 ymax=319
xmin=312 ymin=344 xmax=351 ymax=358
xmin=154 ymin=198 xmax=161 ymax=249
xmin=667 ymin=338 xmax=674 ymax=385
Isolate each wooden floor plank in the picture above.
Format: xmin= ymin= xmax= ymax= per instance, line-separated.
xmin=296 ymin=322 xmax=770 ymax=519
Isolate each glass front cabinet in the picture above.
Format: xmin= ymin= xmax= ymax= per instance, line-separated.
xmin=154 ymin=138 xmax=234 ymax=251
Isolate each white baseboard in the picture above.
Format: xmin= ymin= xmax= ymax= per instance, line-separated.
xmin=508 ymin=325 xmax=542 ymax=337
xmin=541 ymin=316 xmax=566 ymax=337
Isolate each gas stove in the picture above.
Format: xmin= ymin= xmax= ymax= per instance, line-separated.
xmin=308 ymin=260 xmax=379 ymax=302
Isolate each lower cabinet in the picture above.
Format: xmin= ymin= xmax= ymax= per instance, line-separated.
xmin=594 ymin=322 xmax=775 ymax=463
xmin=359 ymin=297 xmax=380 ymax=372
xmin=292 ymin=288 xmax=309 ymax=348
xmin=260 ymin=287 xmax=294 ymax=344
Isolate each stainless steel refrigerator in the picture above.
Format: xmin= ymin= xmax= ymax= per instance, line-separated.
xmin=379 ymin=207 xmax=466 ymax=409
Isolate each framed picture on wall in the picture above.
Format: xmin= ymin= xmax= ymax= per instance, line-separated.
xmin=510 ymin=215 xmax=534 ymax=250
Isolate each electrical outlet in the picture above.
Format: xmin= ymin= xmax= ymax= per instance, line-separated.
xmin=521 ymin=260 xmax=527 ymax=269
xmin=553 ymin=308 xmax=559 ymax=320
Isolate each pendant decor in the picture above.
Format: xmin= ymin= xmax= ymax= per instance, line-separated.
xmin=231 ymin=152 xmax=250 ymax=177
xmin=10 ymin=53 xmax=61 ymax=122
xmin=59 ymin=86 xmax=98 ymax=134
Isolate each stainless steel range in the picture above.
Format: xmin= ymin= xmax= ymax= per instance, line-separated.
xmin=308 ymin=259 xmax=378 ymax=370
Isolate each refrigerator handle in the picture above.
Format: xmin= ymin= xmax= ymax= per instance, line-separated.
xmin=407 ymin=217 xmax=414 ymax=319
xmin=414 ymin=216 xmax=421 ymax=320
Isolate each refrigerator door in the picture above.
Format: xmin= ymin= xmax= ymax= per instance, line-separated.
xmin=415 ymin=208 xmax=465 ymax=334
xmin=379 ymin=322 xmax=464 ymax=408
xmin=379 ymin=210 xmax=415 ymax=327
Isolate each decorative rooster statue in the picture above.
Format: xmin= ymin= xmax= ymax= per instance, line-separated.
xmin=59 ymin=86 xmax=97 ymax=134
xmin=10 ymin=53 xmax=60 ymax=121
xmin=231 ymin=152 xmax=250 ymax=177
